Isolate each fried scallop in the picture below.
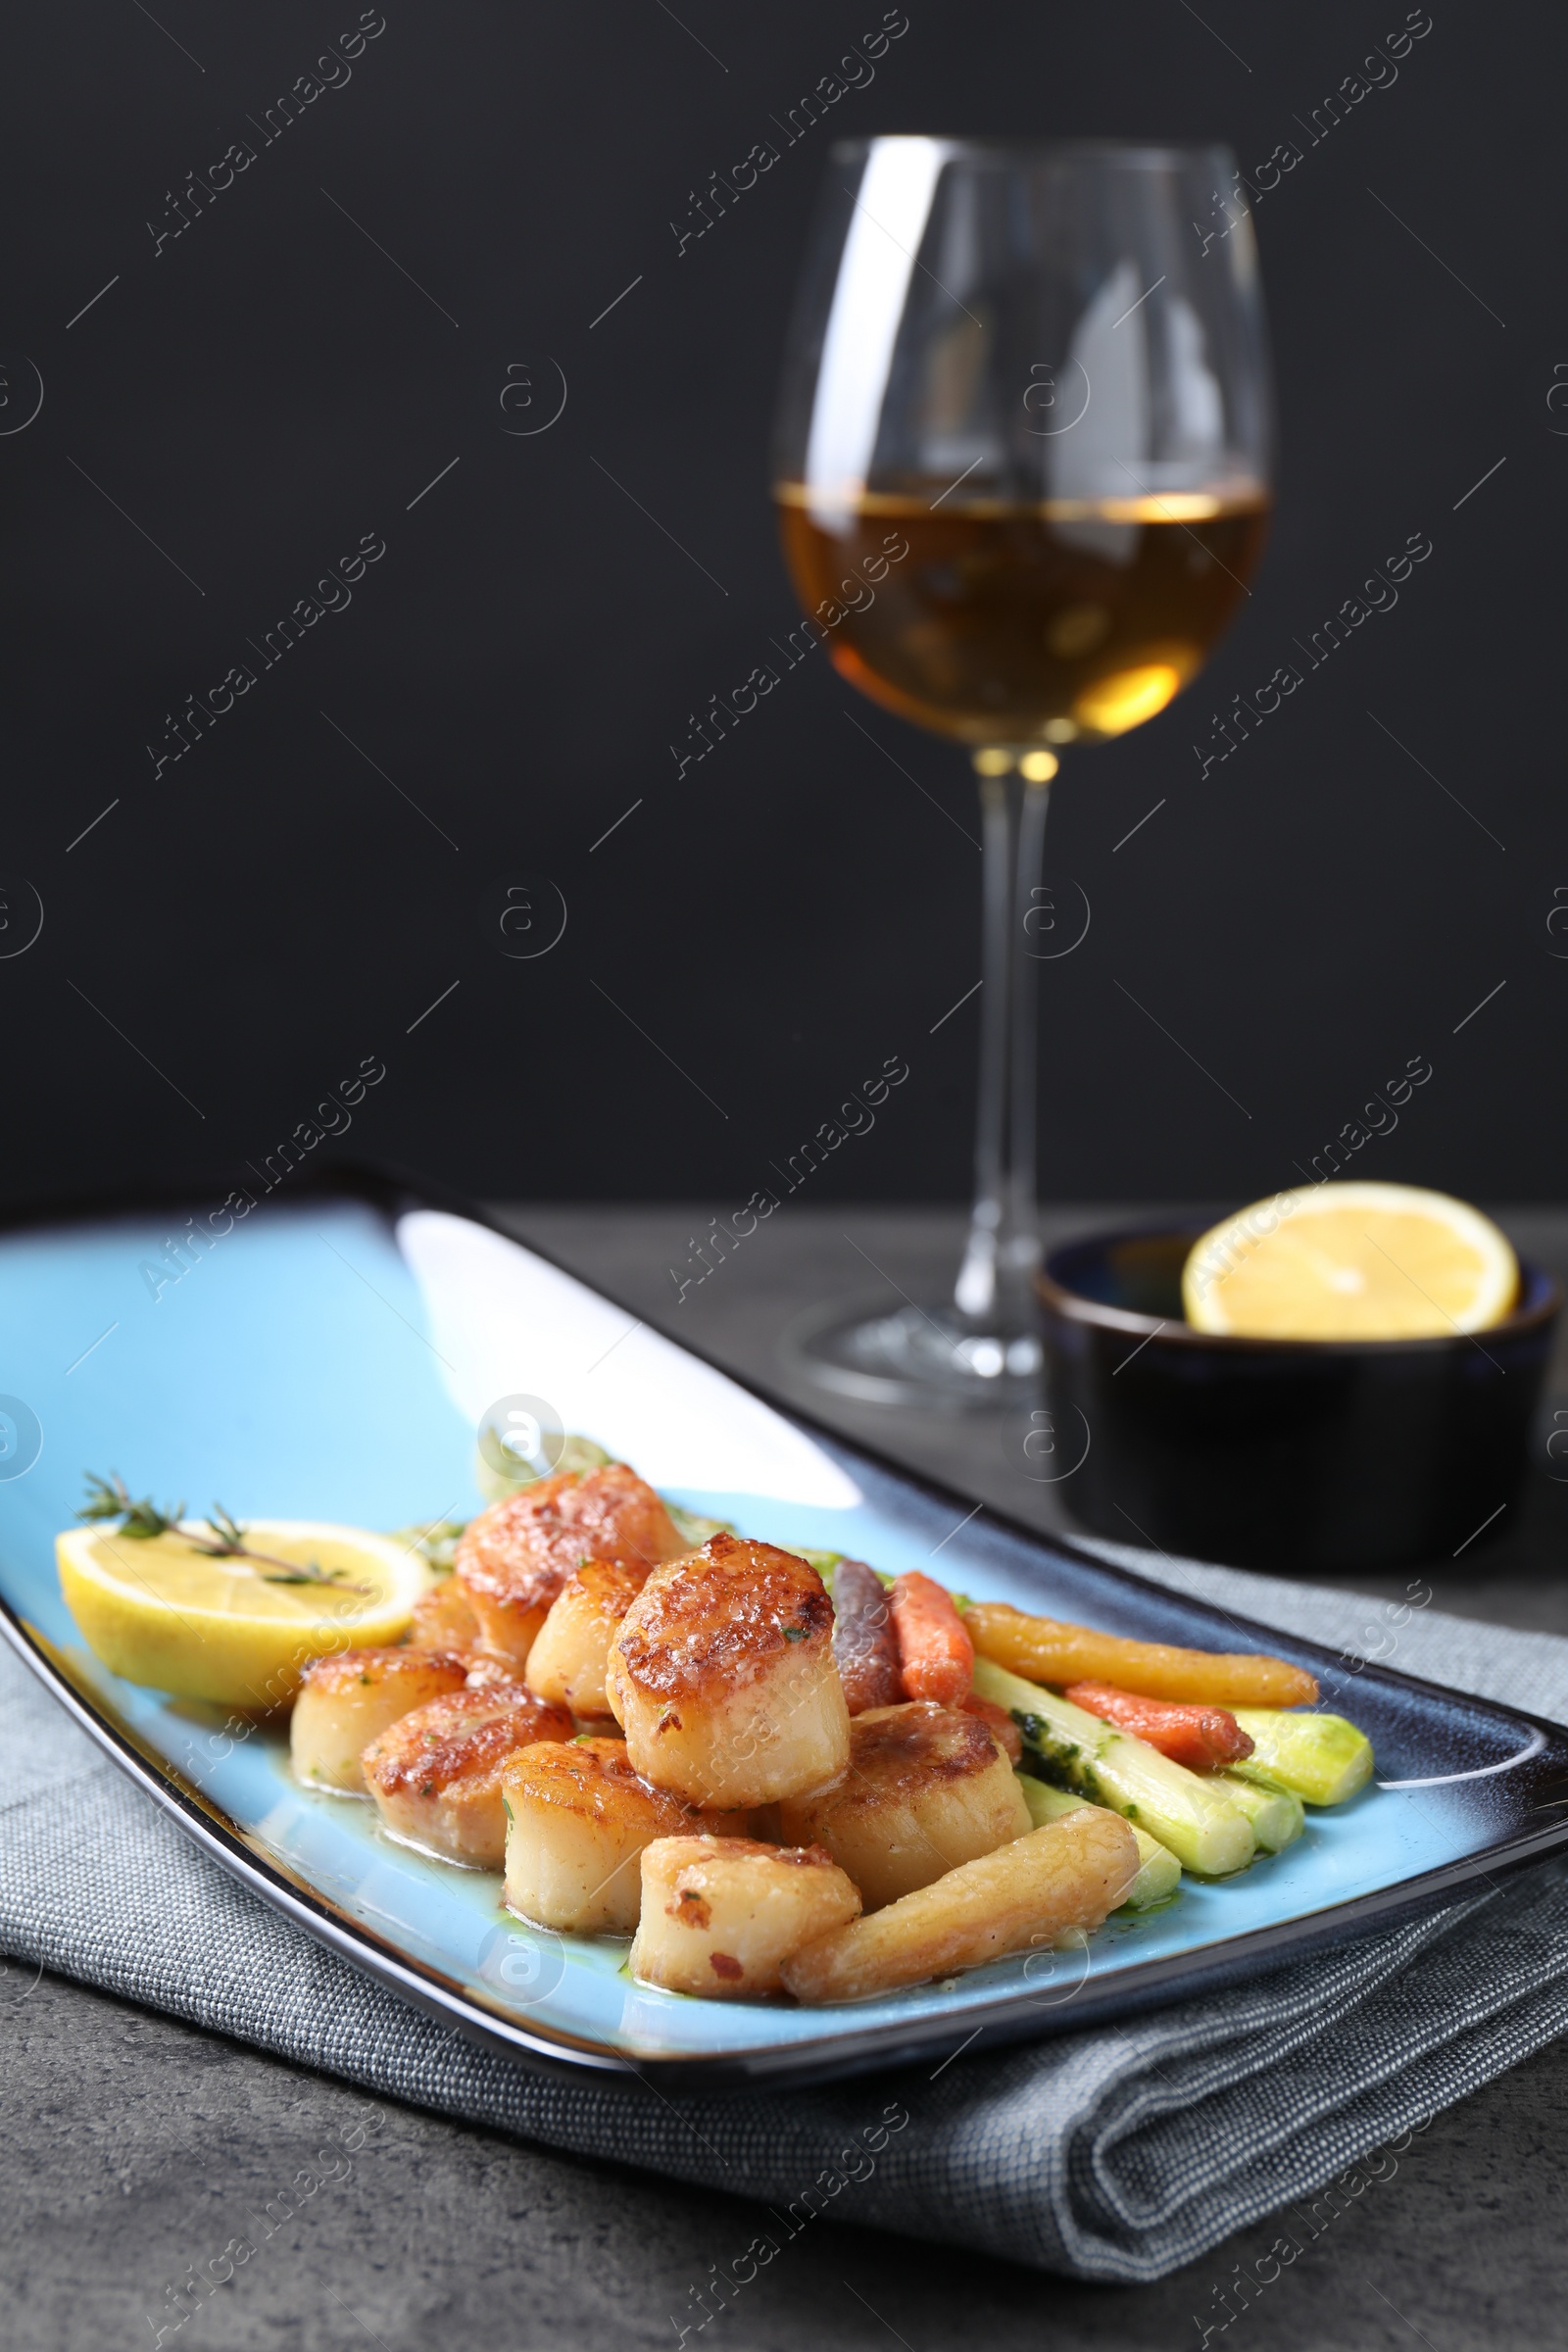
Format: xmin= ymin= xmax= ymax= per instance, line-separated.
xmin=456 ymin=1464 xmax=688 ymax=1673
xmin=629 ymin=1835 xmax=861 ymax=1998
xmin=463 ymin=1653 xmax=527 ymax=1690
xmin=501 ymin=1739 xmax=746 ymax=1935
xmin=290 ymin=1647 xmax=469 ymax=1794
xmin=406 ymin=1577 xmax=480 ymax=1654
xmin=777 ymin=1700 xmax=1031 ymax=1910
xmin=606 ymin=1534 xmax=851 ymax=1809
xmin=361 ymin=1681 xmax=572 ymax=1868
xmin=525 ymin=1558 xmax=648 ymax=1719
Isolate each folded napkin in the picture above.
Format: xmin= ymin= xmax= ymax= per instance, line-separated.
xmin=5 ymin=1545 xmax=1568 ymax=2284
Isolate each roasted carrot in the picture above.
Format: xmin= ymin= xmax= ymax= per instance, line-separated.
xmin=889 ymin=1571 xmax=974 ymax=1705
xmin=965 ymin=1600 xmax=1318 ymax=1710
xmin=830 ymin=1558 xmax=904 ymax=1715
xmin=958 ymin=1690 xmax=1023 ymax=1764
xmin=1064 ymin=1682 xmax=1254 ymax=1772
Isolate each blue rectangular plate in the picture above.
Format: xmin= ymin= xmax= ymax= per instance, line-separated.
xmin=3 ymin=1172 xmax=1567 ymax=2090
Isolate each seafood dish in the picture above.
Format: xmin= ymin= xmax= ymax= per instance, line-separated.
xmin=59 ymin=1450 xmax=1372 ymax=2007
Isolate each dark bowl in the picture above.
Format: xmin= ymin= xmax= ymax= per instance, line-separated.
xmin=1038 ymin=1224 xmax=1562 ymax=1574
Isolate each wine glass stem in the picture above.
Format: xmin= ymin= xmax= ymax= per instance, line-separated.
xmin=954 ymin=771 xmax=1051 ymax=1332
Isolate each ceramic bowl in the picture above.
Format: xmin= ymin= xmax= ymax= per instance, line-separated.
xmin=1038 ymin=1223 xmax=1561 ymax=1573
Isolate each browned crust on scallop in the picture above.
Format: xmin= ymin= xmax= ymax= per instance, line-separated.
xmin=564 ymin=1555 xmax=649 ymax=1623
xmin=407 ymin=1580 xmax=480 ymax=1653
xmin=501 ymin=1738 xmax=704 ymax=1834
xmin=834 ymin=1700 xmax=1001 ymax=1801
xmin=612 ymin=1533 xmax=833 ymax=1700
xmin=455 ymin=1464 xmax=684 ymax=1618
xmin=650 ymin=1834 xmax=839 ymax=1871
xmin=299 ymin=1646 xmax=467 ymax=1696
xmin=363 ymin=1688 xmax=571 ymax=1797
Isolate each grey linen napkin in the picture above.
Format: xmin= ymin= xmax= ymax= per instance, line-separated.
xmin=4 ymin=1546 xmax=1568 ymax=2284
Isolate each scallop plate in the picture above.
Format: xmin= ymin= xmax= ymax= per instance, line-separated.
xmin=2 ymin=1173 xmax=1567 ymax=2090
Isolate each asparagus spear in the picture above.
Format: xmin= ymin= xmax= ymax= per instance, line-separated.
xmin=667 ymin=1504 xmax=741 ymax=1549
xmin=793 ymin=1546 xmax=844 ymax=1580
xmin=1229 ymin=1709 xmax=1375 ymax=1806
xmin=1213 ymin=1769 xmax=1304 ymax=1853
xmin=1016 ymin=1774 xmax=1182 ymax=1909
xmin=972 ymin=1656 xmax=1255 ymax=1877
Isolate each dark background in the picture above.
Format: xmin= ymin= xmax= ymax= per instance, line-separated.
xmin=1 ymin=0 xmax=1558 ymax=1212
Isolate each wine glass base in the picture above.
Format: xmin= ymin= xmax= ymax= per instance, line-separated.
xmin=779 ymin=1294 xmax=1044 ymax=1412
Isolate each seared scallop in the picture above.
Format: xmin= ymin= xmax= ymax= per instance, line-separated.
xmin=361 ymin=1682 xmax=572 ymax=1868
xmin=777 ymin=1700 xmax=1031 ymax=1910
xmin=606 ymin=1534 xmax=851 ymax=1810
xmin=501 ymin=1739 xmax=746 ymax=1935
xmin=629 ymin=1836 xmax=860 ymax=1998
xmin=464 ymin=1653 xmax=527 ymax=1690
xmin=407 ymin=1577 xmax=480 ymax=1653
xmin=457 ymin=1464 xmax=688 ymax=1673
xmin=525 ymin=1558 xmax=648 ymax=1719
xmin=290 ymin=1647 xmax=468 ymax=1794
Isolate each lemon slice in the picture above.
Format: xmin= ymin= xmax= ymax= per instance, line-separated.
xmin=1183 ymin=1182 xmax=1518 ymax=1341
xmin=56 ymin=1520 xmax=426 ymax=1709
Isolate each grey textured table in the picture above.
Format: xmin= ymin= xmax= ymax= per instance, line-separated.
xmin=8 ymin=1203 xmax=1568 ymax=2352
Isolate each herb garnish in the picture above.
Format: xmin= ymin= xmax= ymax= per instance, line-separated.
xmin=79 ymin=1471 xmax=184 ymax=1541
xmin=390 ymin=1519 xmax=467 ymax=1577
xmin=78 ymin=1472 xmax=370 ymax=1594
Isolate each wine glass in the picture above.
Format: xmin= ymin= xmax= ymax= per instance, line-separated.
xmin=772 ymin=138 xmax=1273 ymax=1406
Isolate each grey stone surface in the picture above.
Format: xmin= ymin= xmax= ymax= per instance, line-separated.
xmin=6 ymin=1956 xmax=1567 ymax=2351
xmin=6 ymin=1202 xmax=1568 ymax=2351
xmin=500 ymin=1201 xmax=1568 ymax=1638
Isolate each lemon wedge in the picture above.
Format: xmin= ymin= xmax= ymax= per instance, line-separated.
xmin=56 ymin=1520 xmax=426 ymax=1709
xmin=1183 ymin=1182 xmax=1519 ymax=1342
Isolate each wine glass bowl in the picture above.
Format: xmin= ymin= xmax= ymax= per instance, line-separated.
xmin=775 ymin=484 xmax=1269 ymax=750
xmin=772 ymin=138 xmax=1273 ymax=1407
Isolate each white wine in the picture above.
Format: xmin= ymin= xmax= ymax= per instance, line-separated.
xmin=776 ymin=485 xmax=1270 ymax=746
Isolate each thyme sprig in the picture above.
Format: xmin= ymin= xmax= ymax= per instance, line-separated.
xmin=79 ymin=1471 xmax=184 ymax=1541
xmin=79 ymin=1473 xmax=371 ymax=1595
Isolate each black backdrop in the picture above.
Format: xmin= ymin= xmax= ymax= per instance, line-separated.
xmin=2 ymin=0 xmax=1559 ymax=1212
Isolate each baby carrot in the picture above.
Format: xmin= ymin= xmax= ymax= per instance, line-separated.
xmin=958 ymin=1690 xmax=1023 ymax=1764
xmin=965 ymin=1601 xmax=1318 ymax=1710
xmin=889 ymin=1571 xmax=974 ymax=1705
xmin=1064 ymin=1682 xmax=1254 ymax=1773
xmin=831 ymin=1558 xmax=904 ymax=1714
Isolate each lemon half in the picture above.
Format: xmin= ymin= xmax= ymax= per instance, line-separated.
xmin=56 ymin=1520 xmax=426 ymax=1709
xmin=1183 ymin=1182 xmax=1519 ymax=1342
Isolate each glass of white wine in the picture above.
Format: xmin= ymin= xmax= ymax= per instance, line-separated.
xmin=773 ymin=138 xmax=1273 ymax=1406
